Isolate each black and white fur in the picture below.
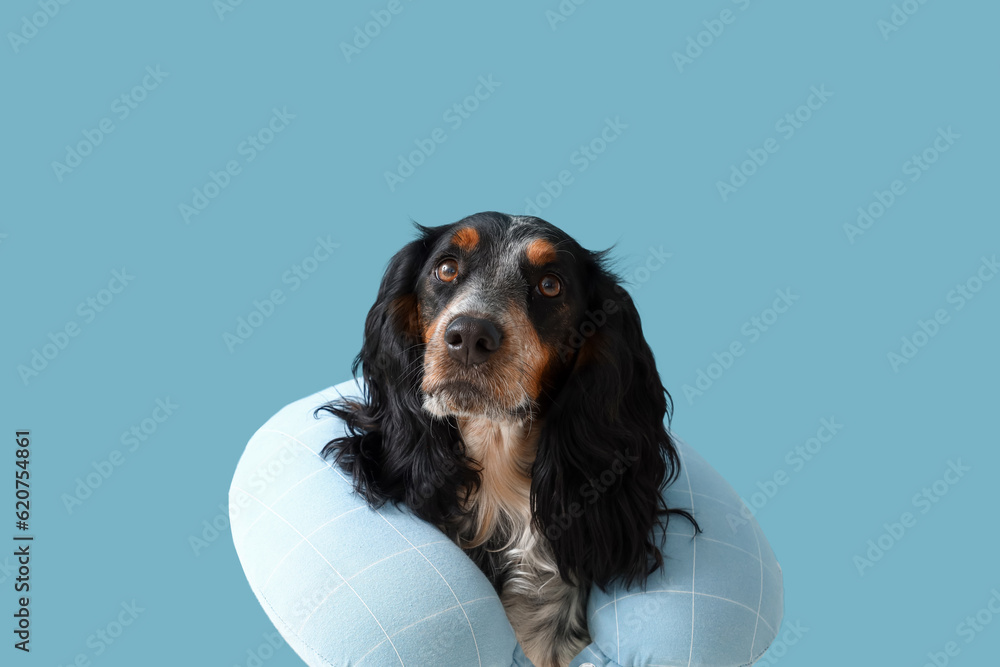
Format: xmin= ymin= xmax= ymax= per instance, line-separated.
xmin=318 ymin=212 xmax=697 ymax=667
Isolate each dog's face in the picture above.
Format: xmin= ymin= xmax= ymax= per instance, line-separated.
xmin=415 ymin=215 xmax=589 ymax=420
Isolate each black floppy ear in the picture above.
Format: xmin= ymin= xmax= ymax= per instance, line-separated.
xmin=318 ymin=227 xmax=476 ymax=529
xmin=531 ymin=254 xmax=696 ymax=591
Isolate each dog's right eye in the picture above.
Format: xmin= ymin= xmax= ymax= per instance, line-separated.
xmin=436 ymin=259 xmax=459 ymax=283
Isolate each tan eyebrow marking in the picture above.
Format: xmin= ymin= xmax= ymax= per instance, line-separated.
xmin=525 ymin=238 xmax=556 ymax=266
xmin=451 ymin=227 xmax=479 ymax=251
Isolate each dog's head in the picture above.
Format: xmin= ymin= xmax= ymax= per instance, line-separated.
xmin=322 ymin=211 xmax=691 ymax=589
xmin=414 ymin=213 xmax=594 ymax=421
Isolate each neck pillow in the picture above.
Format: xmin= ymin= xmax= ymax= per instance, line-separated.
xmin=230 ymin=380 xmax=784 ymax=666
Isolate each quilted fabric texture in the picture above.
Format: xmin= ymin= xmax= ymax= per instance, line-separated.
xmin=230 ymin=380 xmax=783 ymax=666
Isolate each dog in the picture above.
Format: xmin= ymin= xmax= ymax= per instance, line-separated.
xmin=319 ymin=212 xmax=697 ymax=667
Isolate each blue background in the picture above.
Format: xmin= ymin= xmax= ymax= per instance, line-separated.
xmin=3 ymin=1 xmax=998 ymax=665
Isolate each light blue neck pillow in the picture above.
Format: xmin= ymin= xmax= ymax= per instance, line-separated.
xmin=230 ymin=380 xmax=783 ymax=666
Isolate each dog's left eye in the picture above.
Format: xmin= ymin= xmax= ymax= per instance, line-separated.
xmin=538 ymin=274 xmax=561 ymax=297
xmin=436 ymin=259 xmax=459 ymax=283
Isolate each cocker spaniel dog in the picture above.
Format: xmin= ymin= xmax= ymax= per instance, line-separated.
xmin=319 ymin=211 xmax=697 ymax=667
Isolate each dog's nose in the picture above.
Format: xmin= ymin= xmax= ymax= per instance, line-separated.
xmin=444 ymin=316 xmax=502 ymax=366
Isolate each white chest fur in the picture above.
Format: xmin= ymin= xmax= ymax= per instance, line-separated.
xmin=457 ymin=417 xmax=590 ymax=667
